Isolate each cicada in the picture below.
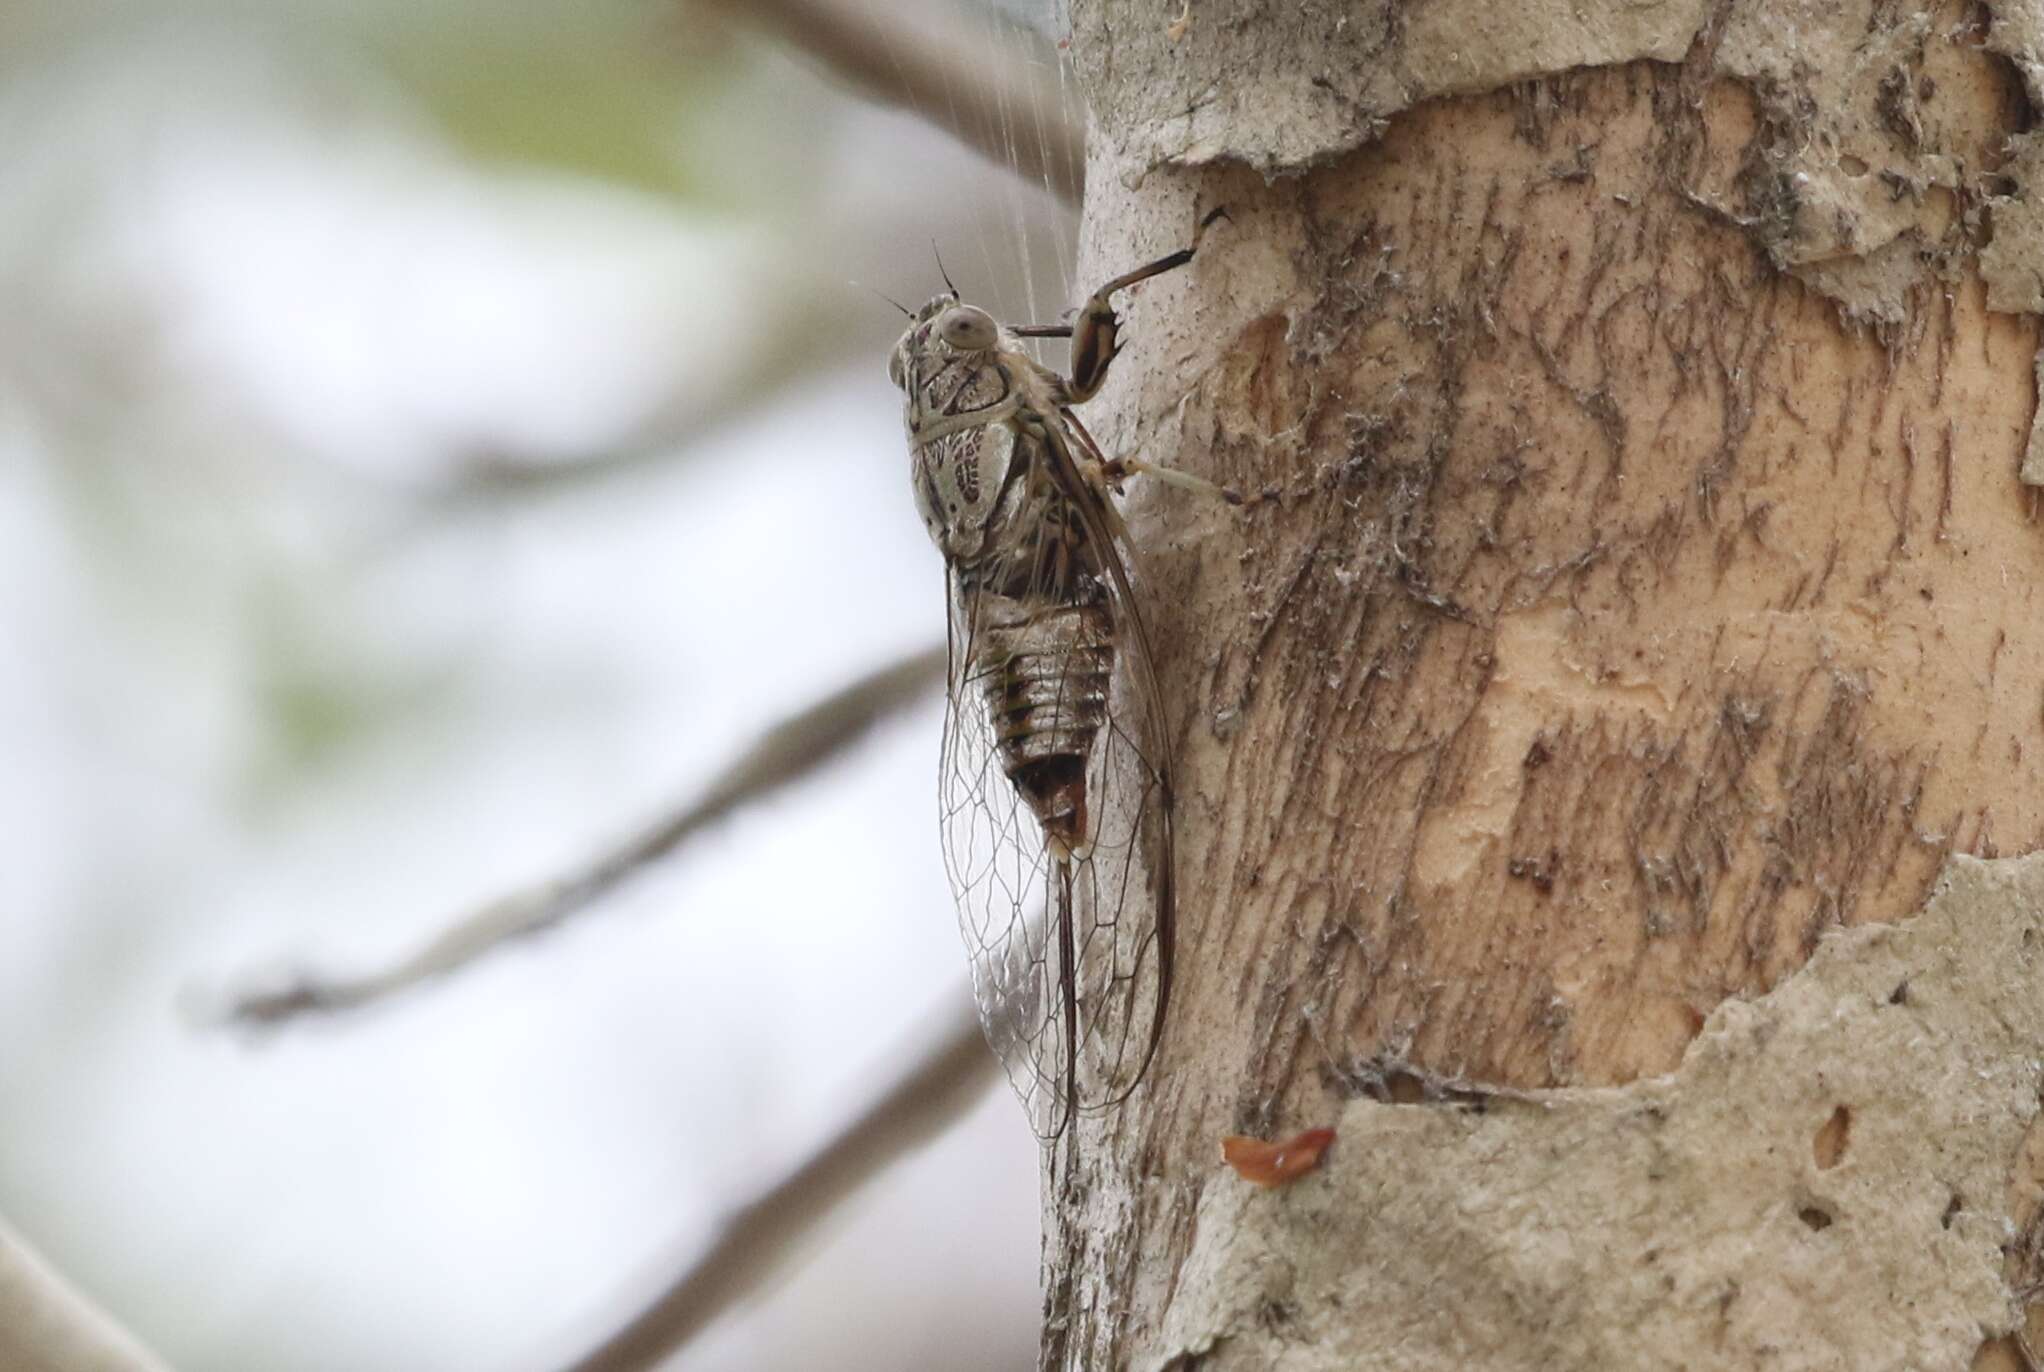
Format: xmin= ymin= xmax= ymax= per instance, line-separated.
xmin=887 ymin=210 xmax=1228 ymax=1138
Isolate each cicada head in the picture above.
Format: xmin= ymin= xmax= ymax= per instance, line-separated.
xmin=888 ymin=296 xmax=1002 ymax=392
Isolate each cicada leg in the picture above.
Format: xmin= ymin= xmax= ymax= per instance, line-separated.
xmin=1060 ymin=405 xmax=1245 ymax=507
xmin=1100 ymin=453 xmax=1243 ymax=505
xmin=1012 ymin=206 xmax=1229 ymax=404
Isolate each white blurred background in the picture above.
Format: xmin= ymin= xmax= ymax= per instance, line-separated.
xmin=0 ymin=2 xmax=1078 ymax=1366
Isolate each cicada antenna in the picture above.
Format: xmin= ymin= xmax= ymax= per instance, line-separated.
xmin=852 ymin=281 xmax=914 ymax=317
xmin=932 ymin=240 xmax=959 ymax=298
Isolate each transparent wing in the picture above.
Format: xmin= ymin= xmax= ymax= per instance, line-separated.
xmin=937 ymin=422 xmax=1175 ymax=1141
xmin=937 ymin=607 xmax=1065 ymax=1135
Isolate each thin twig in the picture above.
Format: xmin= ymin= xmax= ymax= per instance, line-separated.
xmin=227 ymin=644 xmax=948 ymax=1025
xmin=560 ymin=999 xmax=1000 ymax=1372
xmin=701 ymin=0 xmax=1083 ymax=204
xmin=0 ymin=1214 xmax=173 ymax=1372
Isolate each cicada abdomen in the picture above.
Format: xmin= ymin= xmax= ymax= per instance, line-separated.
xmin=888 ymin=213 xmax=1225 ymax=1138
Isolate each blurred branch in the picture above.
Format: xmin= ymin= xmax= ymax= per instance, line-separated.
xmin=227 ymin=643 xmax=948 ymax=1025
xmin=700 ymin=0 xmax=1083 ymax=204
xmin=561 ymin=999 xmax=999 ymax=1372
xmin=0 ymin=1215 xmax=172 ymax=1372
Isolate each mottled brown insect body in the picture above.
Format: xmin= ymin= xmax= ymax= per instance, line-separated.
xmin=887 ymin=212 xmax=1225 ymax=1137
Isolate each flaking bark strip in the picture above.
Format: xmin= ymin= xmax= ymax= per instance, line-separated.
xmin=1147 ymin=853 xmax=2044 ymax=1372
xmin=2028 ymin=349 xmax=2044 ymax=484
xmin=1983 ymin=134 xmax=2044 ymax=487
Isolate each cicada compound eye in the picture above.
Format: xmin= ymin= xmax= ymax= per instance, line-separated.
xmin=936 ymin=305 xmax=999 ymax=353
xmin=887 ymin=345 xmax=907 ymax=390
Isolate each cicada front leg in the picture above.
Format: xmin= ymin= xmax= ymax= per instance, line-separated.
xmin=1012 ymin=206 xmax=1230 ymax=403
xmin=1021 ymin=208 xmax=1241 ymax=503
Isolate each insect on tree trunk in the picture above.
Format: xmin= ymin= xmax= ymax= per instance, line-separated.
xmin=1047 ymin=3 xmax=2044 ymax=1369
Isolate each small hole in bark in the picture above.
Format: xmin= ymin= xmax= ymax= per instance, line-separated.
xmin=1798 ymin=1205 xmax=1835 ymax=1231
xmin=1340 ymin=1058 xmax=1496 ymax=1110
xmin=1839 ymin=154 xmax=1870 ymax=176
xmin=1942 ymin=1192 xmax=1963 ymax=1229
xmin=1812 ymin=1106 xmax=1851 ymax=1169
xmin=1383 ymin=1069 xmax=1428 ymax=1104
xmin=1888 ymin=979 xmax=1910 ymax=1005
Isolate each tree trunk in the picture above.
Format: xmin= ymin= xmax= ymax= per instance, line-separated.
xmin=1051 ymin=3 xmax=2044 ymax=1368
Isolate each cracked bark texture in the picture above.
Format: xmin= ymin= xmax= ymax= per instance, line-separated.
xmin=1044 ymin=3 xmax=2044 ymax=1368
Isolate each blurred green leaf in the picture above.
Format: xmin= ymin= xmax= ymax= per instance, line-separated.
xmin=339 ymin=0 xmax=787 ymax=203
xmin=383 ymin=31 xmax=727 ymax=198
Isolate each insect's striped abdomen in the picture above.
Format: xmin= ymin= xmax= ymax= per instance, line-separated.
xmin=976 ymin=598 xmax=1114 ymax=853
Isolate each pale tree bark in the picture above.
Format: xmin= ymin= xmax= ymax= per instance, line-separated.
xmin=1051 ymin=2 xmax=2044 ymax=1369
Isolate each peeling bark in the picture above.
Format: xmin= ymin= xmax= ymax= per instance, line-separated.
xmin=1047 ymin=3 xmax=2044 ymax=1367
